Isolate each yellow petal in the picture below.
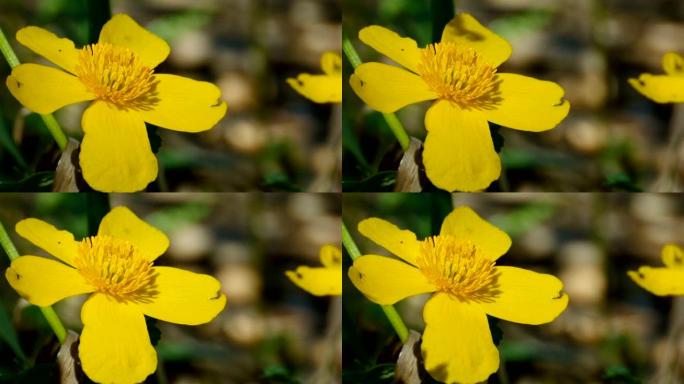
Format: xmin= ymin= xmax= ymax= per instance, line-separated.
xmin=480 ymin=266 xmax=568 ymax=325
xmin=662 ymin=244 xmax=684 ymax=268
xmin=137 ymin=267 xmax=226 ymax=324
xmin=98 ymin=14 xmax=170 ymax=68
xmin=98 ymin=206 xmax=169 ymax=261
xmin=5 ymin=256 xmax=93 ymax=306
xmin=629 ymin=267 xmax=684 ymax=296
xmin=6 ymin=64 xmax=94 ymax=114
xmin=349 ymin=62 xmax=437 ymax=113
xmin=422 ymin=293 xmax=499 ymax=384
xmin=439 ymin=206 xmax=512 ymax=260
xmin=423 ymin=100 xmax=500 ymax=192
xmin=80 ymin=101 xmax=157 ymax=192
xmin=357 ymin=217 xmax=421 ymax=265
xmin=358 ymin=25 xmax=422 ymax=73
xmin=286 ymin=266 xmax=342 ymax=296
xmin=15 ymin=218 xmax=79 ymax=265
xmin=320 ymin=51 xmax=342 ymax=76
xmin=629 ymin=74 xmax=684 ymax=103
xmin=441 ymin=13 xmax=512 ymax=67
xmin=348 ymin=255 xmax=434 ymax=305
xmin=16 ymin=26 xmax=79 ymax=73
xmin=483 ymin=73 xmax=570 ymax=132
xmin=287 ymin=74 xmax=341 ymax=103
xmin=79 ymin=293 xmax=157 ymax=384
xmin=662 ymin=52 xmax=684 ymax=76
xmin=319 ymin=245 xmax=342 ymax=268
xmin=138 ymin=74 xmax=227 ymax=132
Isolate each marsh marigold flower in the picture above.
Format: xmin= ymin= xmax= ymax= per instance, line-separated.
xmin=629 ymin=53 xmax=684 ymax=103
xmin=629 ymin=244 xmax=684 ymax=295
xmin=350 ymin=14 xmax=570 ymax=192
xmin=5 ymin=206 xmax=226 ymax=384
xmin=285 ymin=244 xmax=342 ymax=296
xmin=287 ymin=52 xmax=342 ymax=103
xmin=5 ymin=14 xmax=227 ymax=192
xmin=348 ymin=206 xmax=568 ymax=383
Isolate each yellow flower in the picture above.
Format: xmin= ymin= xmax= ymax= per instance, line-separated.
xmin=629 ymin=52 xmax=684 ymax=103
xmin=349 ymin=14 xmax=570 ymax=192
xmin=5 ymin=206 xmax=226 ymax=384
xmin=287 ymin=52 xmax=342 ymax=103
xmin=285 ymin=244 xmax=342 ymax=296
xmin=348 ymin=206 xmax=568 ymax=384
xmin=5 ymin=14 xmax=227 ymax=192
xmin=628 ymin=244 xmax=684 ymax=295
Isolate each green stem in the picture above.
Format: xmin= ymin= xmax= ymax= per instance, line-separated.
xmin=0 ymin=219 xmax=67 ymax=343
xmin=40 ymin=115 xmax=68 ymax=151
xmin=342 ymin=35 xmax=410 ymax=151
xmin=381 ymin=113 xmax=410 ymax=151
xmin=342 ymin=221 xmax=409 ymax=343
xmin=0 ymin=27 xmax=20 ymax=68
xmin=0 ymin=25 xmax=69 ymax=151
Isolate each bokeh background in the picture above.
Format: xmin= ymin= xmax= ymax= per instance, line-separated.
xmin=0 ymin=0 xmax=341 ymax=192
xmin=0 ymin=193 xmax=341 ymax=383
xmin=343 ymin=193 xmax=684 ymax=383
xmin=343 ymin=0 xmax=684 ymax=192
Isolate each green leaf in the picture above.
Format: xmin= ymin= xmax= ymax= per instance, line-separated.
xmin=261 ymin=365 xmax=301 ymax=384
xmin=603 ymin=365 xmax=641 ymax=384
xmin=0 ymin=114 xmax=28 ymax=170
xmin=261 ymin=173 xmax=303 ymax=192
xmin=343 ymin=171 xmax=396 ymax=191
xmin=343 ymin=118 xmax=370 ymax=172
xmin=0 ymin=172 xmax=53 ymax=192
xmin=603 ymin=173 xmax=642 ymax=192
xmin=342 ymin=363 xmax=395 ymax=384
xmin=10 ymin=363 xmax=60 ymax=384
xmin=0 ymin=303 xmax=26 ymax=362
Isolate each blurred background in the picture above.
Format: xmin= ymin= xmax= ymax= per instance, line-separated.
xmin=0 ymin=0 xmax=341 ymax=192
xmin=343 ymin=0 xmax=684 ymax=192
xmin=343 ymin=193 xmax=684 ymax=383
xmin=0 ymin=193 xmax=341 ymax=383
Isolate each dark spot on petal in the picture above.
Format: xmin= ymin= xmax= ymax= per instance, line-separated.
xmin=210 ymin=99 xmax=223 ymax=107
xmin=14 ymin=272 xmax=21 ymax=280
xmin=553 ymin=98 xmax=567 ymax=107
xmin=210 ymin=291 xmax=222 ymax=300
xmin=58 ymin=49 xmax=62 ymax=52
xmin=15 ymin=81 xmax=22 ymax=88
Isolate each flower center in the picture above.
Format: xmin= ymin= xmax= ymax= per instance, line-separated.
xmin=416 ymin=235 xmax=498 ymax=302
xmin=74 ymin=235 xmax=155 ymax=301
xmin=75 ymin=43 xmax=156 ymax=108
xmin=418 ymin=42 xmax=499 ymax=109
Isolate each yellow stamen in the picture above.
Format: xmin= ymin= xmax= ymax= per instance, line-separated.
xmin=75 ymin=43 xmax=156 ymax=108
xmin=417 ymin=235 xmax=498 ymax=302
xmin=74 ymin=235 xmax=155 ymax=301
xmin=418 ymin=42 xmax=499 ymax=109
